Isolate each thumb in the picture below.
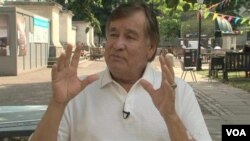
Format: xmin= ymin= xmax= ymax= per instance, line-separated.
xmin=140 ymin=79 xmax=156 ymax=96
xmin=80 ymin=74 xmax=99 ymax=89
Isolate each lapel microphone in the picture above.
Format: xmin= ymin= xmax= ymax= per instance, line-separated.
xmin=123 ymin=102 xmax=130 ymax=119
xmin=123 ymin=110 xmax=130 ymax=119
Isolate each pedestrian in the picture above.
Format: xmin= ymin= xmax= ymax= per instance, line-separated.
xmin=29 ymin=2 xmax=211 ymax=141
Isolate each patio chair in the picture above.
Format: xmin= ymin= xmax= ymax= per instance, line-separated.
xmin=180 ymin=60 xmax=197 ymax=82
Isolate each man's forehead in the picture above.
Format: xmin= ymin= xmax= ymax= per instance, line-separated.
xmin=110 ymin=10 xmax=145 ymax=24
xmin=109 ymin=26 xmax=140 ymax=36
xmin=108 ymin=12 xmax=146 ymax=32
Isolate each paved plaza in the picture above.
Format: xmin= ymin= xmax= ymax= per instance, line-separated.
xmin=1 ymin=56 xmax=250 ymax=141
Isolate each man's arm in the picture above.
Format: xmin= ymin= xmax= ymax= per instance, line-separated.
xmin=140 ymin=55 xmax=193 ymax=141
xmin=163 ymin=113 xmax=195 ymax=141
xmin=30 ymin=99 xmax=66 ymax=141
xmin=30 ymin=44 xmax=98 ymax=141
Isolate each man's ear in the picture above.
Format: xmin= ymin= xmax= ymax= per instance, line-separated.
xmin=147 ymin=43 xmax=157 ymax=60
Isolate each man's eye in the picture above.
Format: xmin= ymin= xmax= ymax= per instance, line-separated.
xmin=109 ymin=33 xmax=118 ymax=37
xmin=127 ymin=35 xmax=136 ymax=40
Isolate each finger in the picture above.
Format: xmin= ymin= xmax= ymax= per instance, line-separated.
xmin=165 ymin=80 xmax=176 ymax=93
xmin=71 ymin=45 xmax=81 ymax=68
xmin=140 ymin=79 xmax=156 ymax=96
xmin=57 ymin=53 xmax=66 ymax=72
xmin=51 ymin=63 xmax=58 ymax=81
xmin=159 ymin=55 xmax=172 ymax=80
xmin=164 ymin=55 xmax=175 ymax=85
xmin=65 ymin=44 xmax=73 ymax=68
xmin=160 ymin=55 xmax=174 ymax=85
xmin=159 ymin=55 xmax=166 ymax=79
xmin=164 ymin=55 xmax=175 ymax=77
xmin=80 ymin=74 xmax=99 ymax=89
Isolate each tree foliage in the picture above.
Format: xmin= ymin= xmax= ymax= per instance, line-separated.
xmin=54 ymin=0 xmax=248 ymax=43
xmin=164 ymin=0 xmax=249 ymax=38
xmin=181 ymin=11 xmax=215 ymax=38
xmin=55 ymin=0 xmax=103 ymax=33
xmin=166 ymin=0 xmax=248 ymax=15
xmin=158 ymin=12 xmax=181 ymax=41
xmin=54 ymin=0 xmax=165 ymax=36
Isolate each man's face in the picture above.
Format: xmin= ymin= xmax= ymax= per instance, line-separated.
xmin=104 ymin=11 xmax=155 ymax=80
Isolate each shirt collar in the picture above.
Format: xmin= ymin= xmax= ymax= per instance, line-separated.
xmin=140 ymin=63 xmax=155 ymax=85
xmin=99 ymin=63 xmax=156 ymax=88
xmin=99 ymin=67 xmax=113 ymax=88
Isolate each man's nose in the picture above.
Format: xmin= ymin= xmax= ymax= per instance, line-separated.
xmin=113 ymin=37 xmax=126 ymax=50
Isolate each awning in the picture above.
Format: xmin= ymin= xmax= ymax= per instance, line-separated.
xmin=216 ymin=16 xmax=233 ymax=33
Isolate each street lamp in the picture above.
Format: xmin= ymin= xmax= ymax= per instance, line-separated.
xmin=196 ymin=0 xmax=204 ymax=71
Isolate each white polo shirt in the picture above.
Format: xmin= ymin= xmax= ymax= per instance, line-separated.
xmin=57 ymin=64 xmax=212 ymax=141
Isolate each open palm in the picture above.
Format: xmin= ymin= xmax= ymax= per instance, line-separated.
xmin=140 ymin=55 xmax=176 ymax=118
xmin=51 ymin=44 xmax=99 ymax=104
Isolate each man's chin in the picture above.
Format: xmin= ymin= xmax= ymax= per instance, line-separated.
xmin=109 ymin=56 xmax=125 ymax=63
xmin=108 ymin=63 xmax=125 ymax=70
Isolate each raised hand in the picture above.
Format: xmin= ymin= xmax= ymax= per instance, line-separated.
xmin=140 ymin=55 xmax=176 ymax=119
xmin=51 ymin=44 xmax=99 ymax=104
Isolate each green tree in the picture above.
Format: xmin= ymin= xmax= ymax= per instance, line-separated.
xmin=55 ymin=0 xmax=103 ymax=33
xmin=91 ymin=0 xmax=120 ymax=37
xmin=166 ymin=0 xmax=248 ymax=15
xmin=181 ymin=11 xmax=215 ymax=38
xmin=55 ymin=0 xmax=166 ymax=41
xmin=165 ymin=0 xmax=249 ymax=37
xmin=54 ymin=0 xmax=248 ymax=37
xmin=155 ymin=1 xmax=182 ymax=46
xmin=55 ymin=0 xmax=128 ymax=42
xmin=158 ymin=13 xmax=181 ymax=40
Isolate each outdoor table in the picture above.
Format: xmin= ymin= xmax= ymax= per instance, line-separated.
xmin=201 ymin=53 xmax=211 ymax=63
xmin=0 ymin=105 xmax=46 ymax=138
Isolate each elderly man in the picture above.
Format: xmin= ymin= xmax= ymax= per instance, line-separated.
xmin=30 ymin=2 xmax=211 ymax=141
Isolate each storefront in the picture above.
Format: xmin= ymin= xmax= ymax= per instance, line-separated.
xmin=0 ymin=7 xmax=50 ymax=75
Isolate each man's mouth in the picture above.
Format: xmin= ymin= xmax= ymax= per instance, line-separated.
xmin=110 ymin=54 xmax=125 ymax=60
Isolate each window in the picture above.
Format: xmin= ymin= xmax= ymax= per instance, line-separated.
xmin=0 ymin=14 xmax=10 ymax=56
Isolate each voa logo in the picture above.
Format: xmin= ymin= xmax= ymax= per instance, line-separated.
xmin=226 ymin=129 xmax=246 ymax=136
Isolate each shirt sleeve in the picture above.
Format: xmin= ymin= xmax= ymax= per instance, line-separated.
xmin=175 ymin=78 xmax=212 ymax=141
